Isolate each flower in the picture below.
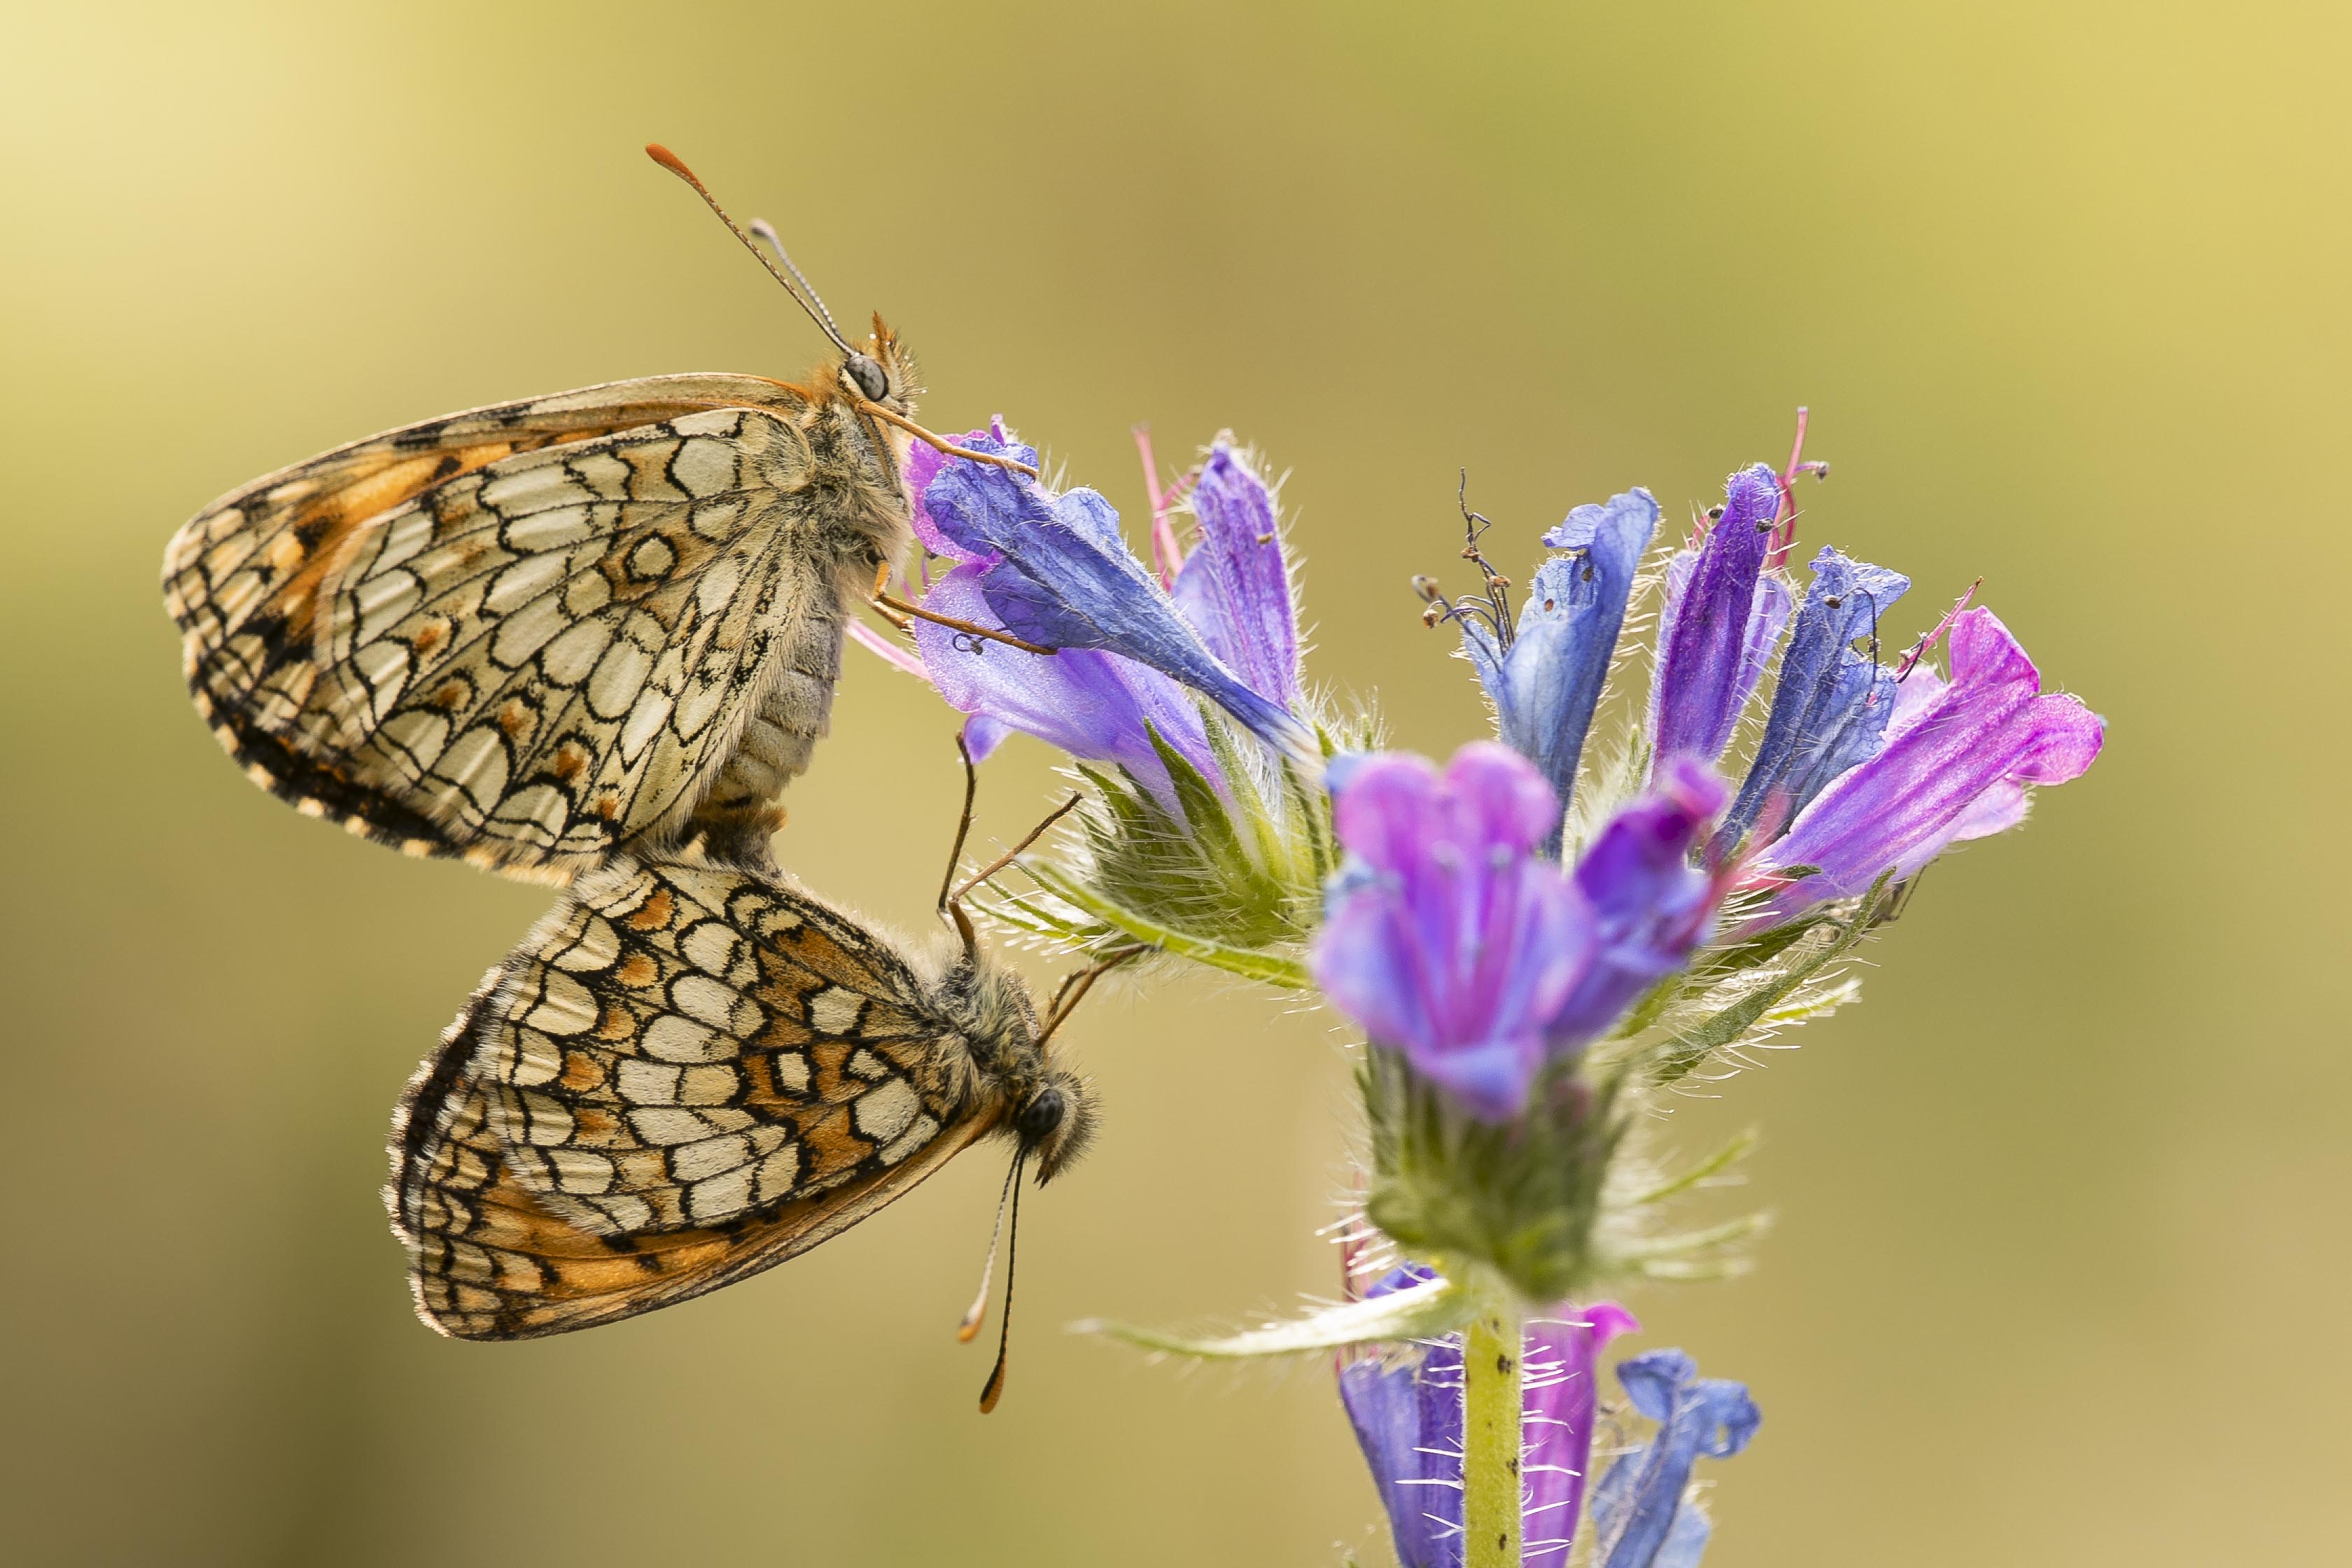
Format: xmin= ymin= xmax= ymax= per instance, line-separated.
xmin=1746 ymin=606 xmax=2104 ymax=918
xmin=1314 ymin=744 xmax=1590 ymax=1119
xmin=1586 ymin=1350 xmax=1761 ymax=1568
xmin=910 ymin=426 xmax=1318 ymax=766
xmin=1170 ymin=442 xmax=1303 ymax=715
xmin=912 ymin=566 xmax=1217 ymax=804
xmin=1459 ymin=489 xmax=1659 ymax=850
xmin=1312 ymin=744 xmax=1726 ymax=1121
xmin=1550 ymin=758 xmax=1727 ymax=1042
xmin=1712 ymin=545 xmax=1910 ymax=854
xmin=1648 ymin=465 xmax=1793 ymax=769
xmin=1337 ymin=1264 xmax=1641 ymax=1568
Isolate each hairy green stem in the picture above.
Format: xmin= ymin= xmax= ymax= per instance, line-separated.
xmin=1461 ymin=1309 xmax=1522 ymax=1568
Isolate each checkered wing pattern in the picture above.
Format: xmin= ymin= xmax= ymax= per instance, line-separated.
xmin=163 ymin=375 xmax=848 ymax=877
xmin=387 ymin=856 xmax=993 ymax=1339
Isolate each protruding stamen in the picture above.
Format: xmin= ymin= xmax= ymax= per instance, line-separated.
xmin=1768 ymin=405 xmax=1830 ymax=570
xmin=1896 ymin=576 xmax=1982 ymax=681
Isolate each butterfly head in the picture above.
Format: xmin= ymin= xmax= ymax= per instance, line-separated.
xmin=1015 ymin=1070 xmax=1098 ymax=1184
xmin=839 ymin=314 xmax=920 ymax=414
xmin=939 ymin=943 xmax=1098 ymax=1185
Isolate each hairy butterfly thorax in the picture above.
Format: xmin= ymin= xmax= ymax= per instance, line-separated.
xmin=162 ymin=145 xmax=1032 ymax=881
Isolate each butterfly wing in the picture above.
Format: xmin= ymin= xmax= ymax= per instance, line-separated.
xmin=386 ymin=855 xmax=996 ymax=1339
xmin=165 ymin=375 xmax=868 ymax=875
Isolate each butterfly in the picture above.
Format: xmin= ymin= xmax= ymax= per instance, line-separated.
xmin=161 ymin=145 xmax=1036 ymax=879
xmin=385 ymin=753 xmax=1119 ymax=1408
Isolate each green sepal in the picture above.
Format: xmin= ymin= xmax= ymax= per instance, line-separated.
xmin=1625 ymin=1127 xmax=1758 ymax=1208
xmin=1363 ymin=1049 xmax=1625 ymax=1305
xmin=1018 ymin=860 xmax=1312 ymax=988
xmin=1645 ymin=874 xmax=1897 ymax=1084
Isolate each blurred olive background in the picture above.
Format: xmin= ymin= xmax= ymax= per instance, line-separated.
xmin=5 ymin=1 xmax=2346 ymax=1564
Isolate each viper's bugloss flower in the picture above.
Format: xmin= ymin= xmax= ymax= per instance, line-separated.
xmin=1172 ymin=443 xmax=1304 ymax=715
xmin=1648 ymin=466 xmax=1793 ymax=769
xmin=1313 ymin=744 xmax=1726 ymax=1120
xmin=1714 ymin=545 xmax=1910 ymax=854
xmin=1745 ymin=605 xmax=2104 ymax=919
xmin=909 ymin=426 xmax=1317 ymax=766
xmin=1588 ymin=1350 xmax=1761 ymax=1568
xmin=1315 ymin=744 xmax=1589 ymax=1119
xmin=1338 ymin=1264 xmax=1640 ymax=1568
xmin=913 ymin=564 xmax=1217 ymax=804
xmin=1460 ymin=489 xmax=1658 ymax=846
xmin=1552 ymin=758 xmax=1726 ymax=1043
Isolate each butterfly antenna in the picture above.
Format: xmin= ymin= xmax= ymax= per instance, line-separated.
xmin=645 ymin=143 xmax=855 ymax=356
xmin=977 ymin=1149 xmax=1027 ymax=1414
xmin=748 ymin=218 xmax=847 ymax=348
xmin=957 ymin=1149 xmax=1022 ymax=1344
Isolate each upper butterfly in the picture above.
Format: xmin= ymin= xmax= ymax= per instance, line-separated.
xmin=161 ymin=145 xmax=1032 ymax=879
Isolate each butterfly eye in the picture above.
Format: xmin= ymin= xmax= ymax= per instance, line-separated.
xmin=848 ymin=354 xmax=890 ymax=402
xmin=1015 ymin=1087 xmax=1066 ymax=1144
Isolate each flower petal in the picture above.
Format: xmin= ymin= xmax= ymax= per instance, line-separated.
xmin=913 ymin=563 xmax=1215 ymax=805
xmin=927 ymin=454 xmax=1317 ymax=762
xmin=1445 ymin=739 xmax=1568 ymax=857
xmin=1473 ymin=489 xmax=1658 ymax=844
xmin=1592 ymin=1350 xmax=1760 ymax=1568
xmin=1718 ymin=546 xmax=1911 ymax=850
xmin=1550 ymin=760 xmax=1727 ymax=1046
xmin=1316 ymin=743 xmax=1597 ymax=1119
xmin=1649 ymin=464 xmax=1782 ymax=766
xmin=1522 ymin=1302 xmax=1643 ymax=1558
xmin=1754 ymin=607 xmax=2104 ymax=910
xmin=1171 ymin=442 xmax=1302 ymax=713
xmin=911 ymin=423 xmax=1037 ymax=561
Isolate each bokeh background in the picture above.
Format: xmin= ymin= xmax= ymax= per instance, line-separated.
xmin=6 ymin=2 xmax=2346 ymax=1563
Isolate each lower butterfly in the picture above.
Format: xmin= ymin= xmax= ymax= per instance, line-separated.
xmin=162 ymin=145 xmax=1035 ymax=879
xmin=386 ymin=752 xmax=1118 ymax=1408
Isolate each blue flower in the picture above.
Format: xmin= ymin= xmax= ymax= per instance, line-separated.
xmin=914 ymin=428 xmax=1318 ymax=766
xmin=1312 ymin=744 xmax=1727 ymax=1120
xmin=1337 ymin=1264 xmax=1641 ymax=1568
xmin=1587 ymin=1350 xmax=1761 ymax=1568
xmin=1460 ymin=489 xmax=1658 ymax=852
xmin=1648 ymin=465 xmax=1791 ymax=769
xmin=1713 ymin=545 xmax=1910 ymax=853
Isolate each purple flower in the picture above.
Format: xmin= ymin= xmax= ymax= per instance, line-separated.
xmin=914 ymin=428 xmax=1317 ymax=765
xmin=911 ymin=564 xmax=1217 ymax=804
xmin=1461 ymin=489 xmax=1659 ymax=852
xmin=1312 ymin=745 xmax=1728 ymax=1120
xmin=1714 ymin=546 xmax=1910 ymax=854
xmin=1314 ymin=745 xmax=1592 ymax=1119
xmin=1587 ymin=1350 xmax=1761 ymax=1568
xmin=1550 ymin=758 xmax=1728 ymax=1042
xmin=1648 ymin=465 xmax=1791 ymax=768
xmin=1747 ymin=606 xmax=2104 ymax=918
xmin=1338 ymin=1264 xmax=1640 ymax=1568
xmin=1171 ymin=443 xmax=1303 ymax=715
